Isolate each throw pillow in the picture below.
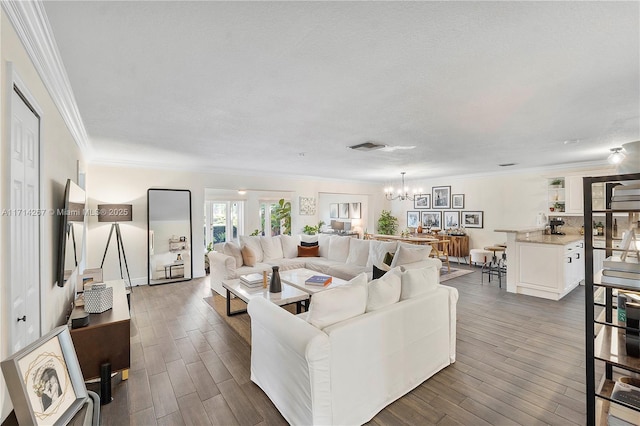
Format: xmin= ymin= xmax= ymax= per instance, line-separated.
xmin=297 ymin=245 xmax=319 ymax=257
xmin=300 ymin=241 xmax=319 ymax=247
xmin=345 ymin=238 xmax=370 ymax=266
xmin=328 ymin=235 xmax=350 ymax=262
xmin=366 ymin=267 xmax=402 ymax=312
xmin=307 ymin=273 xmax=368 ymax=329
xmin=400 ymin=265 xmax=439 ymax=300
xmin=390 ymin=244 xmax=432 ymax=268
xmin=383 ymin=252 xmax=395 ymax=266
xmin=366 ymin=240 xmax=398 ymax=267
xmin=241 ymin=245 xmax=256 ymax=267
xmin=318 ymin=234 xmax=331 ymax=257
xmin=223 ymin=241 xmax=243 ymax=268
xmin=260 ymin=236 xmax=284 ymax=260
xmin=372 ymin=263 xmax=390 ymax=280
xmin=240 ymin=236 xmax=264 ymax=263
xmin=280 ymin=234 xmax=298 ymax=259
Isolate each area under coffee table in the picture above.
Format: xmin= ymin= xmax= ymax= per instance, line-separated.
xmin=221 ymin=279 xmax=310 ymax=316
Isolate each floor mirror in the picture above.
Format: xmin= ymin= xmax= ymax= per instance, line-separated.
xmin=147 ymin=189 xmax=193 ymax=285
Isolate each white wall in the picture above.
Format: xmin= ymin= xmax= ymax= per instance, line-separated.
xmin=1 ymin=10 xmax=84 ymax=421
xmin=87 ymin=165 xmax=384 ymax=285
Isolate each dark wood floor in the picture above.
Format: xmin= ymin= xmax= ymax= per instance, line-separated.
xmin=99 ymin=267 xmax=586 ymax=425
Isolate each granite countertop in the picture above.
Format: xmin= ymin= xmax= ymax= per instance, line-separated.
xmin=495 ymin=227 xmax=546 ymax=233
xmin=516 ymin=234 xmax=584 ymax=245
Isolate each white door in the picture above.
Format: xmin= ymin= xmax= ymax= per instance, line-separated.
xmin=9 ymin=87 xmax=41 ymax=353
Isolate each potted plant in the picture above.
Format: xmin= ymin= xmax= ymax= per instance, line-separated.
xmin=553 ymin=201 xmax=565 ymax=212
xmin=550 ymin=178 xmax=564 ymax=188
xmin=273 ymin=199 xmax=291 ymax=235
xmin=302 ymin=221 xmax=326 ymax=235
xmin=204 ymin=242 xmax=214 ymax=274
xmin=377 ymin=210 xmax=398 ymax=235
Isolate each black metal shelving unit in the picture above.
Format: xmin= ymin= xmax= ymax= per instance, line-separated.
xmin=584 ymin=173 xmax=640 ymax=426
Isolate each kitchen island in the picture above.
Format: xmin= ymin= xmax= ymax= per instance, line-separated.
xmin=496 ymin=227 xmax=584 ymax=300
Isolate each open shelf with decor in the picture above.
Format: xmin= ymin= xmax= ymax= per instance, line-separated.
xmin=584 ymin=173 xmax=640 ymax=426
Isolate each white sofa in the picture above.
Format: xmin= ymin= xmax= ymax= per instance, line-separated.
xmin=247 ymin=268 xmax=458 ymax=425
xmin=207 ymin=234 xmax=437 ymax=296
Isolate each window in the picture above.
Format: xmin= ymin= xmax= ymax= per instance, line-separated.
xmin=259 ymin=199 xmax=290 ymax=236
xmin=204 ymin=201 xmax=243 ymax=247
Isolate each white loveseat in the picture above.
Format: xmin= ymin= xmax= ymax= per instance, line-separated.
xmin=247 ymin=267 xmax=458 ymax=425
xmin=208 ymin=234 xmax=437 ymax=296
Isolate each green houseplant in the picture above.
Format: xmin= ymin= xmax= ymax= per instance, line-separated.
xmin=302 ymin=221 xmax=325 ymax=235
xmin=377 ymin=210 xmax=398 ymax=235
xmin=273 ymin=199 xmax=292 ymax=235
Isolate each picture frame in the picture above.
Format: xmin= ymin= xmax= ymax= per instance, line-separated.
xmin=452 ymin=194 xmax=465 ymax=209
xmin=339 ymin=203 xmax=350 ymax=219
xmin=329 ymin=203 xmax=338 ymax=219
xmin=421 ymin=211 xmax=442 ymax=229
xmin=350 ymin=202 xmax=362 ymax=219
xmin=407 ymin=211 xmax=420 ymax=229
xmin=462 ymin=211 xmax=484 ymax=228
xmin=299 ymin=196 xmax=316 ymax=215
xmin=432 ymin=186 xmax=451 ymax=209
xmin=1 ymin=326 xmax=88 ymax=426
xmin=413 ymin=194 xmax=430 ymax=209
xmin=443 ymin=211 xmax=460 ymax=229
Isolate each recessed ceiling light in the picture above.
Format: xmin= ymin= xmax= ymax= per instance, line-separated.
xmin=563 ymin=139 xmax=580 ymax=146
xmin=498 ymin=163 xmax=517 ymax=167
xmin=238 ymin=190 xmax=247 ymax=195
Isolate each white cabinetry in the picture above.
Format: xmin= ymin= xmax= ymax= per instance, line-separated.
xmin=547 ymin=176 xmax=584 ymax=215
xmin=517 ymin=239 xmax=584 ymax=300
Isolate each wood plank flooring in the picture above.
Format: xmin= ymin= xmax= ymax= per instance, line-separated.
xmin=99 ymin=267 xmax=587 ymax=425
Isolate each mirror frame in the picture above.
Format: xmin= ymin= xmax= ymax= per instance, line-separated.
xmin=147 ymin=188 xmax=193 ymax=285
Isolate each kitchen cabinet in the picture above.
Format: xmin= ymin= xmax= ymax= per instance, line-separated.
xmin=517 ymin=239 xmax=584 ymax=300
xmin=547 ymin=176 xmax=584 ymax=215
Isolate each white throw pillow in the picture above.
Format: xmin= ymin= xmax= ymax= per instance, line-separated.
xmin=240 ymin=236 xmax=264 ymax=263
xmin=366 ymin=267 xmax=402 ymax=312
xmin=307 ymin=273 xmax=368 ymax=329
xmin=223 ymin=242 xmax=243 ymax=268
xmin=280 ymin=235 xmax=298 ymax=259
xmin=400 ymin=265 xmax=439 ymax=300
xmin=328 ymin=235 xmax=350 ymax=262
xmin=300 ymin=234 xmax=319 ymax=244
xmin=261 ymin=236 xmax=284 ymax=260
xmin=390 ymin=244 xmax=432 ymax=268
xmin=366 ymin=240 xmax=398 ymax=267
xmin=318 ymin=234 xmax=331 ymax=258
xmin=345 ymin=238 xmax=370 ymax=266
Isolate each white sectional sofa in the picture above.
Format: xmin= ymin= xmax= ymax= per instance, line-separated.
xmin=207 ymin=234 xmax=439 ymax=296
xmin=248 ymin=267 xmax=459 ymax=425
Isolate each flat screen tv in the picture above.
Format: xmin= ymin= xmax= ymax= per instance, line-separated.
xmin=56 ymin=179 xmax=85 ymax=287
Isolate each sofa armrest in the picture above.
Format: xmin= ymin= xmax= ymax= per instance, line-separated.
xmin=208 ymin=250 xmax=236 ymax=276
xmin=439 ymin=284 xmax=459 ymax=362
xmin=248 ymin=298 xmax=331 ymax=426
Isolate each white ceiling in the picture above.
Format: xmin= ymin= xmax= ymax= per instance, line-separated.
xmin=42 ymin=1 xmax=639 ymax=183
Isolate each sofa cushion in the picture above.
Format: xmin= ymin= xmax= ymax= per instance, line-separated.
xmin=318 ymin=234 xmax=331 ymax=258
xmin=304 ymin=258 xmax=339 ymax=275
xmin=372 ymin=263 xmax=390 ymax=280
xmin=261 ymin=236 xmax=284 ymax=261
xmin=326 ymin=264 xmax=370 ymax=281
xmin=328 ymin=235 xmax=350 ymax=262
xmin=223 ymin=241 xmax=243 ymax=268
xmin=300 ymin=241 xmax=319 ymax=247
xmin=300 ymin=234 xmax=319 ymax=244
xmin=390 ymin=244 xmax=432 ymax=268
xmin=307 ymin=273 xmax=368 ymax=329
xmin=298 ymin=245 xmax=319 ymax=257
xmin=345 ymin=238 xmax=369 ymax=266
xmin=241 ymin=245 xmax=257 ymax=267
xmin=366 ymin=240 xmax=398 ymax=267
xmin=279 ymin=235 xmax=298 ymax=259
xmin=240 ymin=236 xmax=264 ymax=263
xmin=366 ymin=267 xmax=402 ymax=312
xmin=383 ymin=252 xmax=395 ymax=266
xmin=400 ymin=265 xmax=439 ymax=300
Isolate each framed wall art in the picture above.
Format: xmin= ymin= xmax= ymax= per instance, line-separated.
xmin=452 ymin=194 xmax=465 ymax=209
xmin=413 ymin=194 xmax=430 ymax=209
xmin=0 ymin=326 xmax=88 ymax=426
xmin=329 ymin=203 xmax=339 ymax=219
xmin=432 ymin=186 xmax=451 ymax=209
xmin=421 ymin=211 xmax=442 ymax=229
xmin=407 ymin=211 xmax=420 ymax=228
xmin=443 ymin=211 xmax=460 ymax=229
xmin=462 ymin=211 xmax=484 ymax=228
xmin=299 ymin=196 xmax=316 ymax=215
xmin=350 ymin=202 xmax=362 ymax=219
xmin=339 ymin=203 xmax=350 ymax=219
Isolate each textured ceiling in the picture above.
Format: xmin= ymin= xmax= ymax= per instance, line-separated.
xmin=43 ymin=1 xmax=639 ymax=183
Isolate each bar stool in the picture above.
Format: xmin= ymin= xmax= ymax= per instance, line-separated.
xmin=482 ymin=246 xmax=506 ymax=287
xmin=470 ymin=248 xmax=492 ymax=266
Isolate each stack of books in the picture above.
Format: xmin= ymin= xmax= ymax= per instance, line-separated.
xmin=305 ymin=275 xmax=332 ymax=286
xmin=240 ymin=273 xmax=265 ymax=288
xmin=602 ymin=256 xmax=640 ymax=289
xmin=609 ymin=378 xmax=640 ymax=425
xmin=611 ymin=184 xmax=640 ymax=210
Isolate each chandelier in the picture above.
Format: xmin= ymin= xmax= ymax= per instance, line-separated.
xmin=384 ymin=172 xmax=423 ymax=201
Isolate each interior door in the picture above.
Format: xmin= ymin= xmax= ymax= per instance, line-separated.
xmin=9 ymin=87 xmax=41 ymax=352
xmin=147 ymin=189 xmax=193 ymax=285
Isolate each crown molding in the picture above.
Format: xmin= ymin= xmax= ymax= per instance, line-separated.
xmin=2 ymin=0 xmax=90 ymax=154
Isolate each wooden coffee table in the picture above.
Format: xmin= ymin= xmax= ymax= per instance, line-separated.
xmin=221 ymin=279 xmax=310 ymax=316
xmin=279 ymin=268 xmax=348 ymax=295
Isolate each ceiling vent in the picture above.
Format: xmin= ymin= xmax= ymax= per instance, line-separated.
xmin=348 ymin=142 xmax=386 ymax=151
xmin=498 ymin=163 xmax=517 ymax=167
